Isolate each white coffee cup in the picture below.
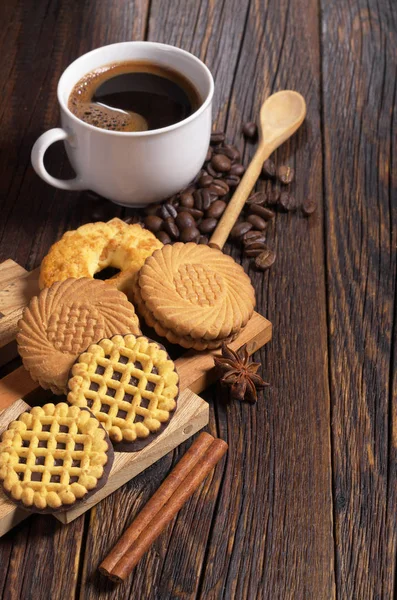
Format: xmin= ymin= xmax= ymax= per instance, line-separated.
xmin=31 ymin=42 xmax=214 ymax=206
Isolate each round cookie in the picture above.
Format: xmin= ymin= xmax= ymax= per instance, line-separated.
xmin=0 ymin=403 xmax=114 ymax=513
xmin=67 ymin=334 xmax=179 ymax=452
xmin=17 ymin=278 xmax=141 ymax=394
xmin=39 ymin=218 xmax=163 ymax=295
xmin=133 ymin=243 xmax=255 ymax=349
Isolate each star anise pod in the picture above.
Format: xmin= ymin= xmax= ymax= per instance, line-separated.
xmin=213 ymin=343 xmax=269 ymax=403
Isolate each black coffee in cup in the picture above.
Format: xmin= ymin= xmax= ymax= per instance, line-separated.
xmin=68 ymin=61 xmax=201 ymax=132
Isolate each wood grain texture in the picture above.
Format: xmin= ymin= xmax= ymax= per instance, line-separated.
xmin=321 ymin=1 xmax=397 ymax=598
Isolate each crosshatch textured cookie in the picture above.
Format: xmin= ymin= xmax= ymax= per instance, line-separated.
xmin=67 ymin=334 xmax=179 ymax=452
xmin=17 ymin=278 xmax=141 ymax=394
xmin=39 ymin=218 xmax=163 ymax=295
xmin=133 ymin=243 xmax=255 ymax=349
xmin=0 ymin=403 xmax=114 ymax=513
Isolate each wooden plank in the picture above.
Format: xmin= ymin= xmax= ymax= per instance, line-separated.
xmin=321 ymin=1 xmax=397 ymax=598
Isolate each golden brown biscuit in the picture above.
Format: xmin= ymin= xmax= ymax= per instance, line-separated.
xmin=17 ymin=278 xmax=141 ymax=394
xmin=0 ymin=403 xmax=113 ymax=513
xmin=134 ymin=243 xmax=255 ymax=349
xmin=67 ymin=334 xmax=179 ymax=451
xmin=39 ymin=218 xmax=162 ymax=295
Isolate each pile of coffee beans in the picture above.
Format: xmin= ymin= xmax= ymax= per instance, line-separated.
xmin=139 ymin=123 xmax=316 ymax=271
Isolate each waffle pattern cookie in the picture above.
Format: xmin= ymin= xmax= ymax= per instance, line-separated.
xmin=0 ymin=403 xmax=114 ymax=513
xmin=39 ymin=218 xmax=162 ymax=296
xmin=133 ymin=243 xmax=255 ymax=349
xmin=17 ymin=278 xmax=141 ymax=394
xmin=67 ymin=334 xmax=179 ymax=452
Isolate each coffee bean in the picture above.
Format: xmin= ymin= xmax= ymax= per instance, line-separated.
xmin=198 ymin=235 xmax=209 ymax=245
xmin=278 ymin=165 xmax=295 ymax=184
xmin=205 ymin=147 xmax=213 ymax=162
xmin=144 ymin=215 xmax=163 ymax=233
xmin=225 ymin=175 xmax=240 ymax=187
xmin=199 ymin=174 xmax=213 ymax=187
xmin=208 ymin=183 xmax=227 ymax=197
xmin=206 ymin=200 xmax=226 ymax=219
xmin=244 ymin=247 xmax=266 ymax=257
xmin=214 ymin=144 xmax=241 ymax=162
xmin=255 ymin=248 xmax=276 ymax=270
xmin=177 ymin=206 xmax=204 ymax=220
xmin=180 ymin=226 xmax=200 ymax=242
xmin=302 ymin=198 xmax=317 ymax=216
xmin=193 ymin=189 xmax=203 ymax=210
xmin=180 ymin=192 xmax=194 ymax=208
xmin=268 ymin=188 xmax=281 ymax=205
xmin=262 ymin=158 xmax=276 ymax=179
xmin=230 ymin=163 xmax=245 ymax=176
xmin=144 ymin=203 xmax=160 ymax=215
xmin=211 ymin=154 xmax=232 ymax=173
xmin=246 ymin=192 xmax=266 ymax=206
xmin=244 ymin=241 xmax=267 ymax=251
xmin=230 ymin=221 xmax=253 ymax=239
xmin=201 ymin=189 xmax=212 ymax=210
xmin=213 ymin=179 xmax=229 ymax=194
xmin=199 ymin=218 xmax=218 ymax=234
xmin=207 ymin=163 xmax=221 ymax=178
xmin=159 ymin=202 xmax=177 ymax=219
xmin=242 ymin=230 xmax=266 ymax=244
xmin=249 ymin=204 xmax=275 ymax=220
xmin=182 ymin=184 xmax=197 ymax=195
xmin=279 ymin=191 xmax=298 ymax=211
xmin=246 ymin=214 xmax=267 ymax=230
xmin=175 ymin=211 xmax=196 ymax=230
xmin=163 ymin=218 xmax=179 ymax=239
xmin=242 ymin=121 xmax=258 ymax=139
xmin=156 ymin=231 xmax=172 ymax=245
xmin=210 ymin=131 xmax=225 ymax=145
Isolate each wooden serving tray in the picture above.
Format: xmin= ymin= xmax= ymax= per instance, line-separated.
xmin=0 ymin=259 xmax=272 ymax=536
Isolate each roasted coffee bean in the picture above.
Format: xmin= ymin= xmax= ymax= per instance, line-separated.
xmin=244 ymin=240 xmax=267 ymax=251
xmin=177 ymin=206 xmax=204 ymax=220
xmin=180 ymin=192 xmax=195 ymax=208
xmin=255 ymin=248 xmax=276 ymax=270
xmin=175 ymin=211 xmax=196 ymax=230
xmin=279 ymin=191 xmax=298 ymax=211
xmin=199 ymin=218 xmax=218 ymax=234
xmin=193 ymin=189 xmax=203 ymax=210
xmin=205 ymin=147 xmax=213 ymax=162
xmin=207 ymin=163 xmax=221 ymax=178
xmin=201 ymin=189 xmax=212 ymax=210
xmin=163 ymin=218 xmax=179 ymax=239
xmin=209 ymin=183 xmax=226 ymax=197
xmin=247 ymin=214 xmax=267 ymax=230
xmin=230 ymin=221 xmax=253 ymax=239
xmin=214 ymin=144 xmax=241 ymax=162
xmin=262 ymin=158 xmax=276 ymax=179
xmin=230 ymin=163 xmax=245 ymax=176
xmin=244 ymin=247 xmax=266 ymax=257
xmin=206 ymin=200 xmax=226 ymax=219
xmin=144 ymin=203 xmax=160 ymax=215
xmin=199 ymin=174 xmax=213 ymax=187
xmin=302 ymin=198 xmax=317 ymax=216
xmin=249 ymin=204 xmax=275 ymax=220
xmin=246 ymin=192 xmax=266 ymax=206
xmin=156 ymin=231 xmax=172 ymax=245
xmin=242 ymin=121 xmax=258 ymax=139
xmin=213 ymin=179 xmax=229 ymax=194
xmin=242 ymin=230 xmax=266 ymax=244
xmin=182 ymin=184 xmax=197 ymax=195
xmin=198 ymin=235 xmax=209 ymax=245
xmin=211 ymin=154 xmax=231 ymax=173
xmin=225 ymin=175 xmax=240 ymax=187
xmin=210 ymin=131 xmax=225 ymax=145
xmin=180 ymin=225 xmax=200 ymax=242
xmin=267 ymin=188 xmax=281 ymax=205
xmin=159 ymin=202 xmax=177 ymax=219
xmin=144 ymin=215 xmax=163 ymax=233
xmin=278 ymin=165 xmax=295 ymax=184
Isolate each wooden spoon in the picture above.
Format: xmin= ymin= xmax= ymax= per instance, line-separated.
xmin=210 ymin=90 xmax=306 ymax=249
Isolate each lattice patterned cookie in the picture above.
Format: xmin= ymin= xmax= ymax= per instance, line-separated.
xmin=67 ymin=335 xmax=179 ymax=451
xmin=132 ymin=243 xmax=255 ymax=349
xmin=17 ymin=278 xmax=141 ymax=394
xmin=0 ymin=403 xmax=114 ymax=513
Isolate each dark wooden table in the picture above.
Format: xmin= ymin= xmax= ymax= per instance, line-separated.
xmin=0 ymin=1 xmax=396 ymax=598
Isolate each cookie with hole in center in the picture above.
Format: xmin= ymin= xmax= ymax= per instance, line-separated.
xmin=0 ymin=403 xmax=114 ymax=513
xmin=67 ymin=334 xmax=179 ymax=452
xmin=17 ymin=278 xmax=141 ymax=395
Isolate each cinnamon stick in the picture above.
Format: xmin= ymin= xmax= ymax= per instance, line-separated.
xmin=99 ymin=431 xmax=215 ymax=577
xmin=100 ymin=437 xmax=228 ymax=583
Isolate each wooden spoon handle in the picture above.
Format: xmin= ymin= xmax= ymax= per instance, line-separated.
xmin=210 ymin=142 xmax=273 ymax=249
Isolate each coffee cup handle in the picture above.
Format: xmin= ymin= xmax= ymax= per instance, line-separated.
xmin=31 ymin=128 xmax=85 ymax=191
